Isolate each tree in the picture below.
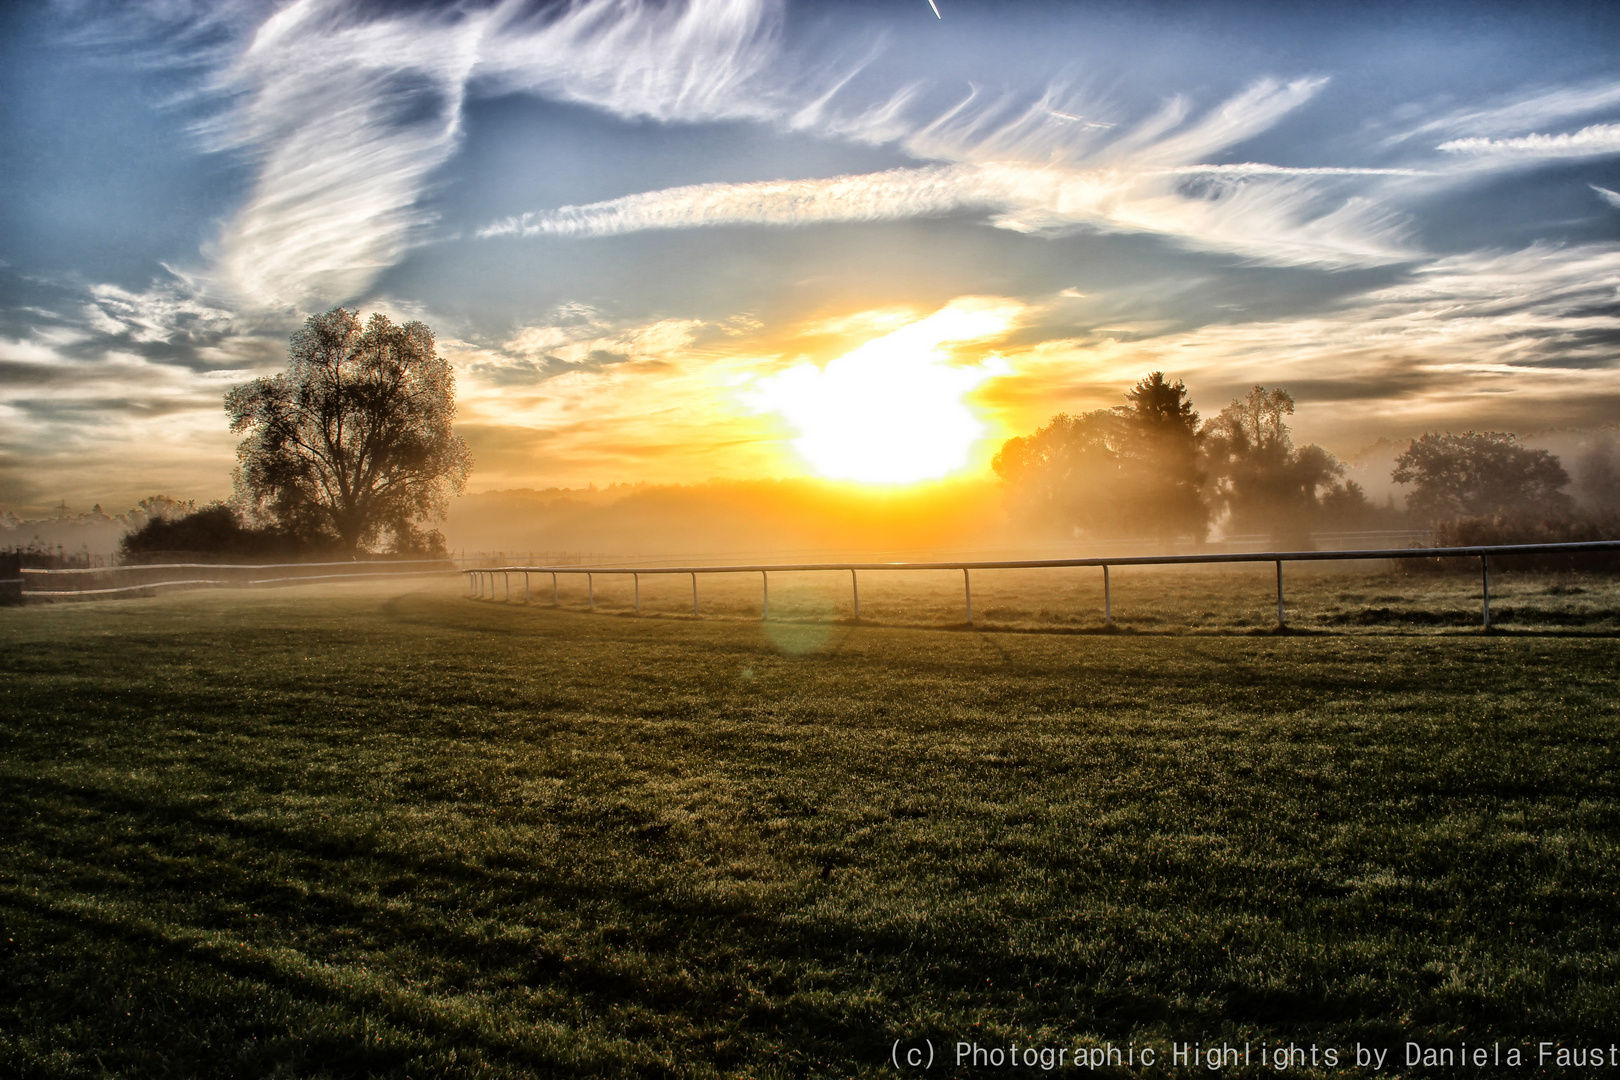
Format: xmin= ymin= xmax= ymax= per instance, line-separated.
xmin=1392 ymin=431 xmax=1570 ymax=521
xmin=1203 ymin=385 xmax=1366 ymax=541
xmin=119 ymin=504 xmax=285 ymax=560
xmin=1118 ymin=372 xmax=1207 ymax=540
xmin=992 ymin=372 xmax=1208 ymax=542
xmin=226 ymin=308 xmax=472 ymax=554
xmin=992 ymin=410 xmax=1126 ymax=533
xmin=1574 ymin=431 xmax=1620 ymax=512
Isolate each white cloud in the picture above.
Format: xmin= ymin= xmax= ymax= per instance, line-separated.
xmin=476 ymin=0 xmax=790 ymax=123
xmin=127 ymin=0 xmax=1618 ymax=300
xmin=1594 ymin=185 xmax=1620 ymax=209
xmin=83 ymin=282 xmax=237 ymax=347
xmin=177 ymin=0 xmax=808 ymax=311
xmin=1128 ymin=242 xmax=1620 ymax=402
xmin=481 ymin=77 xmax=1422 ymax=268
xmin=1439 ymin=122 xmax=1620 ymax=159
xmin=1386 ymin=80 xmax=1620 ymax=148
xmin=480 ymin=164 xmax=979 ymax=237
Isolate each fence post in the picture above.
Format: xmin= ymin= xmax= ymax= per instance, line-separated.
xmin=552 ymin=572 xmax=558 ymax=606
xmin=691 ymin=572 xmax=699 ymax=616
xmin=1481 ymin=554 xmax=1491 ymax=629
xmin=1103 ymin=565 xmax=1112 ymax=627
xmin=762 ymin=571 xmax=769 ymax=621
xmin=504 ymin=571 xmax=511 ymax=601
xmin=963 ymin=567 xmax=973 ymax=625
xmin=634 ymin=572 xmax=640 ymax=615
xmin=851 ymin=569 xmax=860 ymax=621
xmin=524 ymin=572 xmax=530 ymax=602
xmin=588 ymin=573 xmax=594 ymax=612
xmin=1275 ymin=560 xmax=1285 ymax=628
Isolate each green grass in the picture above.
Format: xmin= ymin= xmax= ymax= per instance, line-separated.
xmin=497 ymin=563 xmax=1620 ymax=633
xmin=2 ymin=577 xmax=1619 ymax=1078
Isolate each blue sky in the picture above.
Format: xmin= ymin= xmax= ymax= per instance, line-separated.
xmin=3 ymin=0 xmax=1620 ymax=509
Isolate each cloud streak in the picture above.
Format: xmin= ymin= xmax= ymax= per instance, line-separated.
xmin=480 ymin=158 xmax=1416 ymax=267
xmin=476 ymin=0 xmax=791 ymax=123
xmin=1386 ymin=80 xmax=1620 ymax=148
xmin=1439 ymin=122 xmax=1620 ymax=159
xmin=482 ymin=77 xmax=1431 ymax=267
xmin=1096 ymin=243 xmax=1620 ymax=434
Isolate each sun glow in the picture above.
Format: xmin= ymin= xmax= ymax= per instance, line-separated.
xmin=752 ymin=300 xmax=1017 ymax=484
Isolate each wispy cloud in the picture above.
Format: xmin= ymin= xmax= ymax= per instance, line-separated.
xmin=203 ymin=1 xmax=484 ymax=311
xmin=1053 ymin=242 xmax=1620 ymax=440
xmin=443 ymin=308 xmax=788 ymax=488
xmin=481 ymin=159 xmax=1416 ymax=267
xmin=125 ymin=0 xmax=814 ymax=310
xmin=1594 ymin=185 xmax=1620 ymax=209
xmin=0 ymin=275 xmax=289 ymax=507
xmin=1439 ymin=122 xmax=1620 ymax=159
xmin=483 ymin=76 xmax=1432 ymax=267
xmin=1385 ymin=80 xmax=1620 ymax=147
xmin=476 ymin=0 xmax=791 ymax=123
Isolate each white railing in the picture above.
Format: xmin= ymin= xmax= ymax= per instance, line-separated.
xmin=464 ymin=541 xmax=1620 ymax=630
xmin=20 ymin=558 xmax=456 ymax=598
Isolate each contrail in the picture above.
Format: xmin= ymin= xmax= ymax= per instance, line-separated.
xmin=926 ymin=0 xmax=941 ymax=17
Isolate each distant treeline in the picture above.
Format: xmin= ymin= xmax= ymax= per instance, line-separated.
xmin=0 ymin=494 xmax=450 ymax=567
xmin=997 ymin=374 xmax=1620 ymax=548
xmin=1 ymin=496 xmax=195 ymax=568
xmin=12 ymin=376 xmax=1620 ymax=563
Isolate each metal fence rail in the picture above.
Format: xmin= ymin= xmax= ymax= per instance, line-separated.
xmin=464 ymin=540 xmax=1620 ymax=630
xmin=21 ymin=558 xmax=457 ymax=598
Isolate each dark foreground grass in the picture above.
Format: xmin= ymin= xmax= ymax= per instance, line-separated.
xmin=2 ymin=581 xmax=1618 ymax=1078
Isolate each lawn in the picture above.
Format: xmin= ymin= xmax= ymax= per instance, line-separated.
xmin=2 ymin=576 xmax=1618 ymax=1077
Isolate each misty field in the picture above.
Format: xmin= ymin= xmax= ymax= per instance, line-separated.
xmin=518 ymin=560 xmax=1620 ymax=633
xmin=3 ymin=574 xmax=1619 ymax=1078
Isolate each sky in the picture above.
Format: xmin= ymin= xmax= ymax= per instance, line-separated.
xmin=3 ymin=0 xmax=1620 ymax=512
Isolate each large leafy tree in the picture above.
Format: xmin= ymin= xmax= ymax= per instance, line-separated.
xmin=992 ymin=410 xmax=1125 ymax=533
xmin=1392 ymin=431 xmax=1570 ymax=521
xmin=226 ymin=308 xmax=472 ymax=554
xmin=1202 ymin=385 xmax=1365 ymax=540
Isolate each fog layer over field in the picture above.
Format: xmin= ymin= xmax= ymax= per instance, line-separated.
xmin=442 ymin=479 xmax=1016 ymax=562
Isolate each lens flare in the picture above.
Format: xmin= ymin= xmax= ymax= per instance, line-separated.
xmin=752 ymin=301 xmax=1015 ymax=484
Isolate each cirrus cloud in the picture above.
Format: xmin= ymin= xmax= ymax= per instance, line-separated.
xmin=1439 ymin=122 xmax=1620 ymax=159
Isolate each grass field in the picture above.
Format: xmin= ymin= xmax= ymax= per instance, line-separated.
xmin=3 ymin=574 xmax=1619 ymax=1078
xmin=495 ymin=561 xmax=1620 ymax=633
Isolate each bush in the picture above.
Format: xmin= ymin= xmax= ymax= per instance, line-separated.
xmin=1408 ymin=511 xmax=1620 ymax=572
xmin=118 ymin=505 xmax=300 ymax=563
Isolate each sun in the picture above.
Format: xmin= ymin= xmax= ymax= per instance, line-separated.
xmin=752 ymin=301 xmax=1016 ymax=484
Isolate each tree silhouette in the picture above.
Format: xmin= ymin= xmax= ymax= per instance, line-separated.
xmin=1203 ymin=386 xmax=1366 ymax=542
xmin=1119 ymin=372 xmax=1206 ymax=541
xmin=992 ymin=410 xmax=1124 ymax=534
xmin=1393 ymin=431 xmax=1569 ymax=521
xmin=992 ymin=372 xmax=1208 ymax=542
xmin=225 ymin=308 xmax=472 ymax=554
